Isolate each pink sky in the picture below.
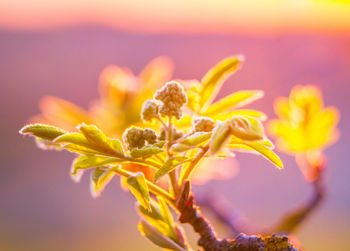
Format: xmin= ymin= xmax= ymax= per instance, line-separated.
xmin=1 ymin=0 xmax=350 ymax=34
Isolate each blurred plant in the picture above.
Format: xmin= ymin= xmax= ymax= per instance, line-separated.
xmin=268 ymin=85 xmax=339 ymax=181
xmin=32 ymin=56 xmax=174 ymax=136
xmin=265 ymin=85 xmax=339 ymax=234
xmin=31 ymin=56 xmax=270 ymax=185
xmin=19 ymin=56 xmax=340 ymax=251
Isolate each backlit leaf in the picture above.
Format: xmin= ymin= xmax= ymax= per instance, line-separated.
xmin=179 ymin=132 xmax=211 ymax=146
xmin=229 ymin=141 xmax=283 ymax=168
xmin=171 ymin=143 xmax=191 ymax=153
xmin=138 ymin=200 xmax=176 ymax=240
xmin=20 ymin=123 xmax=66 ymax=141
xmin=131 ymin=145 xmax=164 ymax=158
xmin=200 ymin=56 xmax=243 ymax=110
xmin=72 ymin=155 xmax=123 ymax=175
xmin=90 ymin=167 xmax=116 ymax=197
xmin=138 ymin=220 xmax=186 ymax=251
xmin=210 ymin=121 xmax=231 ymax=155
xmin=230 ymin=116 xmax=264 ymax=141
xmin=154 ymin=157 xmax=187 ymax=182
xmin=203 ymin=90 xmax=264 ymax=116
xmin=127 ymin=172 xmax=150 ymax=210
xmin=65 ymin=144 xmax=100 ymax=155
xmin=53 ymin=133 xmax=90 ymax=147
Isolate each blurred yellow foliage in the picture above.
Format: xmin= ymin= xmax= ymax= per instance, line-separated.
xmin=268 ymin=85 xmax=339 ymax=154
xmin=33 ymin=57 xmax=173 ymax=137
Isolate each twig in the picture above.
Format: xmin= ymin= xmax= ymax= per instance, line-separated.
xmin=197 ymin=193 xmax=249 ymax=236
xmin=196 ymin=162 xmax=326 ymax=237
xmin=271 ymin=168 xmax=325 ymax=234
xmin=176 ymin=181 xmax=299 ymax=251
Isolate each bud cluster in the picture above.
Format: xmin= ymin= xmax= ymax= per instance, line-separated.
xmin=123 ymin=127 xmax=158 ymax=150
xmin=141 ymin=99 xmax=159 ymax=122
xmin=154 ymin=81 xmax=187 ymax=119
xmin=193 ymin=117 xmax=215 ymax=132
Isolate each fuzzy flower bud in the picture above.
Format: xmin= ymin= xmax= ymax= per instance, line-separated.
xmin=141 ymin=99 xmax=159 ymax=122
xmin=123 ymin=127 xmax=145 ymax=150
xmin=193 ymin=117 xmax=215 ymax=132
xmin=143 ymin=128 xmax=157 ymax=144
xmin=154 ymin=81 xmax=187 ymax=119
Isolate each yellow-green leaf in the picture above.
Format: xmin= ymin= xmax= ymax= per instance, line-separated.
xmin=154 ymin=157 xmax=187 ymax=182
xmin=200 ymin=56 xmax=243 ymax=110
xmin=90 ymin=167 xmax=116 ymax=197
xmin=65 ymin=144 xmax=99 ymax=155
xmin=77 ymin=124 xmax=124 ymax=157
xmin=230 ymin=116 xmax=264 ymax=141
xmin=138 ymin=200 xmax=177 ymax=241
xmin=20 ymin=123 xmax=66 ymax=141
xmin=245 ymin=142 xmax=283 ymax=168
xmin=171 ymin=143 xmax=191 ymax=153
xmin=53 ymin=133 xmax=90 ymax=147
xmin=127 ymin=172 xmax=150 ymax=211
xmin=202 ymin=90 xmax=264 ymax=116
xmin=131 ymin=145 xmax=163 ymax=158
xmin=138 ymin=220 xmax=186 ymax=251
xmin=72 ymin=155 xmax=123 ymax=175
xmin=179 ymin=132 xmax=211 ymax=146
xmin=158 ymin=197 xmax=176 ymax=235
xmin=229 ymin=141 xmax=283 ymax=168
xmin=110 ymin=139 xmax=124 ymax=153
xmin=210 ymin=121 xmax=231 ymax=155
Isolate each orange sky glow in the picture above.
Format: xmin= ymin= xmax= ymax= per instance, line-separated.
xmin=0 ymin=0 xmax=350 ymax=35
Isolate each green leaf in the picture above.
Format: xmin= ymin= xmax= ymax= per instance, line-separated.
xmin=171 ymin=143 xmax=191 ymax=153
xmin=245 ymin=142 xmax=283 ymax=168
xmin=65 ymin=144 xmax=100 ymax=155
xmin=138 ymin=220 xmax=186 ymax=251
xmin=202 ymin=90 xmax=264 ymax=116
xmin=127 ymin=172 xmax=150 ymax=211
xmin=210 ymin=121 xmax=231 ymax=155
xmin=229 ymin=141 xmax=283 ymax=168
xmin=78 ymin=124 xmax=124 ymax=157
xmin=138 ymin=201 xmax=175 ymax=240
xmin=78 ymin=123 xmax=109 ymax=146
xmin=153 ymin=141 xmax=166 ymax=148
xmin=53 ymin=133 xmax=91 ymax=147
xmin=90 ymin=167 xmax=116 ymax=197
xmin=110 ymin=139 xmax=124 ymax=153
xmin=230 ymin=115 xmax=264 ymax=141
xmin=200 ymin=56 xmax=243 ymax=110
xmin=179 ymin=132 xmax=211 ymax=146
xmin=20 ymin=123 xmax=66 ymax=141
xmin=130 ymin=145 xmax=163 ymax=158
xmin=154 ymin=157 xmax=187 ymax=182
xmin=72 ymin=155 xmax=123 ymax=175
xmin=158 ymin=197 xmax=176 ymax=237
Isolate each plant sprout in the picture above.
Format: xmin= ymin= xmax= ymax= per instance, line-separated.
xmin=20 ymin=56 xmax=339 ymax=250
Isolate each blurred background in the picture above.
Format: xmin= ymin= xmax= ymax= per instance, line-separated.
xmin=0 ymin=0 xmax=350 ymax=250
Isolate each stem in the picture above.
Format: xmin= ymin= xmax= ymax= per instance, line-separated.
xmin=177 ymin=181 xmax=297 ymax=251
xmin=166 ymin=116 xmax=179 ymax=196
xmin=111 ymin=166 xmax=176 ymax=207
xmin=179 ymin=144 xmax=209 ymax=187
xmin=156 ymin=115 xmax=168 ymax=130
xmin=271 ymin=167 xmax=325 ymax=234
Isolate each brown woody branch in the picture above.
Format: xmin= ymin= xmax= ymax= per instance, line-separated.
xmin=177 ymin=181 xmax=299 ymax=251
xmin=196 ymin=163 xmax=326 ymax=237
